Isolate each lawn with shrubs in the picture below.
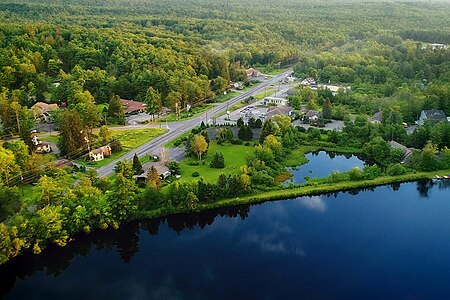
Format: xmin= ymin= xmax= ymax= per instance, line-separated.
xmin=179 ymin=141 xmax=255 ymax=183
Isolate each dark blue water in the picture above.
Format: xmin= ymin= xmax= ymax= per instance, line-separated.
xmin=2 ymin=180 xmax=450 ymax=299
xmin=287 ymin=151 xmax=365 ymax=184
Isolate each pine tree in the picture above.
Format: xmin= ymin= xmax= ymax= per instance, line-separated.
xmin=132 ymin=153 xmax=143 ymax=175
xmin=147 ymin=166 xmax=161 ymax=189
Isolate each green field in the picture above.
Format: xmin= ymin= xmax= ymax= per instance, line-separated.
xmin=179 ymin=142 xmax=255 ymax=183
xmin=40 ymin=135 xmax=59 ymax=145
xmin=213 ymin=91 xmax=239 ymax=103
xmin=160 ymin=104 xmax=213 ymax=122
xmin=254 ymin=89 xmax=277 ymax=100
xmin=76 ymin=128 xmax=167 ymax=168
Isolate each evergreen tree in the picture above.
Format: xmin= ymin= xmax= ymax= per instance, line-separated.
xmin=58 ymin=110 xmax=85 ymax=158
xmin=132 ymin=153 xmax=143 ymax=175
xmin=323 ymin=98 xmax=332 ymax=119
xmin=210 ymin=152 xmax=225 ymax=168
xmin=255 ymin=118 xmax=263 ymax=128
xmin=147 ymin=166 xmax=162 ymax=189
xmin=238 ymin=125 xmax=253 ymax=141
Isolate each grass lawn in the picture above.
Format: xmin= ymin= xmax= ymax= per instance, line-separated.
xmin=76 ymin=128 xmax=167 ymax=168
xmin=160 ymin=104 xmax=213 ymax=122
xmin=255 ymin=65 xmax=284 ymax=75
xmin=40 ymin=135 xmax=59 ymax=144
xmin=254 ymin=89 xmax=276 ymax=100
xmin=213 ymin=91 xmax=238 ymax=103
xmin=165 ymin=130 xmax=193 ymax=148
xmin=230 ymin=101 xmax=248 ymax=111
xmin=179 ymin=142 xmax=255 ymax=183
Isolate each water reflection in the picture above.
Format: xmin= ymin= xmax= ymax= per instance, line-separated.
xmin=2 ymin=181 xmax=450 ymax=298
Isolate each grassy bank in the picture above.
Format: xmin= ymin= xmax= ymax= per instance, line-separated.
xmin=160 ymin=104 xmax=213 ymax=122
xmin=136 ymin=169 xmax=450 ymax=219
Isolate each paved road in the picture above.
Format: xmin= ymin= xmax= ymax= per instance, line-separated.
xmin=96 ymin=69 xmax=293 ymax=177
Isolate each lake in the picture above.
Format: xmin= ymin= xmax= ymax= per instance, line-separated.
xmin=2 ymin=180 xmax=450 ymax=299
xmin=287 ymin=151 xmax=365 ymax=184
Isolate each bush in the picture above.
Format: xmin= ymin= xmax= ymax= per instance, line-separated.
xmin=245 ymin=142 xmax=251 ymax=146
xmin=210 ymin=152 xmax=225 ymax=168
xmin=387 ymin=163 xmax=407 ymax=176
xmin=188 ymin=161 xmax=199 ymax=166
xmin=110 ymin=140 xmax=123 ymax=152
xmin=192 ymin=172 xmax=200 ymax=177
xmin=231 ymin=139 xmax=243 ymax=145
xmin=348 ymin=167 xmax=365 ymax=181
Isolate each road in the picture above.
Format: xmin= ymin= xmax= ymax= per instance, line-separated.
xmin=96 ymin=69 xmax=293 ymax=177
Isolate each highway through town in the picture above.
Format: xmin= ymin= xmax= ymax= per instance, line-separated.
xmin=96 ymin=69 xmax=293 ymax=177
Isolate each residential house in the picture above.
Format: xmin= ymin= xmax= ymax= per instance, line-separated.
xmin=371 ymin=112 xmax=383 ymax=124
xmin=389 ymin=141 xmax=413 ymax=163
xmin=318 ymin=84 xmax=350 ymax=96
xmin=120 ymin=99 xmax=147 ymax=115
xmin=31 ymin=134 xmax=52 ymax=153
xmin=266 ymin=106 xmax=294 ymax=119
xmin=31 ymin=102 xmax=59 ymax=123
xmin=34 ymin=142 xmax=52 ymax=153
xmin=305 ymin=110 xmax=322 ymax=124
xmin=300 ymin=77 xmax=317 ymax=87
xmin=89 ymin=146 xmax=112 ymax=162
xmin=262 ymin=97 xmax=289 ymax=107
xmin=134 ymin=162 xmax=171 ymax=183
xmin=416 ymin=110 xmax=447 ymax=125
xmin=245 ymin=68 xmax=261 ymax=78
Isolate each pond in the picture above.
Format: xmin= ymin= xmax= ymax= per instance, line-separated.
xmin=287 ymin=151 xmax=365 ymax=184
xmin=2 ymin=180 xmax=450 ymax=299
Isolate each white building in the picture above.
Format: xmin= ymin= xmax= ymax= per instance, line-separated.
xmin=262 ymin=97 xmax=289 ymax=107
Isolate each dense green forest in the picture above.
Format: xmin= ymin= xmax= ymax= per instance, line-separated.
xmin=0 ymin=0 xmax=450 ymax=265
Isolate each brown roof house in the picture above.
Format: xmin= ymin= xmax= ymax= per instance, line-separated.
xmin=120 ymin=99 xmax=146 ymax=115
xmin=389 ymin=141 xmax=413 ymax=163
xmin=31 ymin=102 xmax=59 ymax=123
xmin=89 ymin=146 xmax=112 ymax=162
xmin=245 ymin=68 xmax=261 ymax=78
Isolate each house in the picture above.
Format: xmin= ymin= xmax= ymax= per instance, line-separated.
xmin=266 ymin=106 xmax=294 ymax=119
xmin=262 ymin=97 xmax=289 ymax=107
xmin=120 ymin=99 xmax=147 ymax=115
xmin=229 ymin=82 xmax=244 ymax=90
xmin=389 ymin=141 xmax=413 ymax=163
xmin=416 ymin=110 xmax=447 ymax=125
xmin=34 ymin=142 xmax=52 ymax=153
xmin=89 ymin=146 xmax=112 ymax=162
xmin=371 ymin=112 xmax=383 ymax=124
xmin=300 ymin=77 xmax=317 ymax=87
xmin=31 ymin=102 xmax=59 ymax=123
xmin=54 ymin=159 xmax=74 ymax=168
xmin=245 ymin=68 xmax=261 ymax=78
xmin=305 ymin=110 xmax=322 ymax=124
xmin=318 ymin=84 xmax=350 ymax=95
xmin=134 ymin=162 xmax=170 ymax=183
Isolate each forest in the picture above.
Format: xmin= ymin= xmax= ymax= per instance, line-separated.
xmin=0 ymin=0 xmax=449 ymax=265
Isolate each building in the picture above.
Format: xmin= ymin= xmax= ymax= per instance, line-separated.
xmin=89 ymin=146 xmax=112 ymax=162
xmin=371 ymin=112 xmax=383 ymax=124
xmin=262 ymin=97 xmax=289 ymax=107
xmin=229 ymin=82 xmax=244 ymax=90
xmin=416 ymin=110 xmax=447 ymax=125
xmin=305 ymin=110 xmax=322 ymax=124
xmin=34 ymin=142 xmax=52 ymax=153
xmin=266 ymin=106 xmax=294 ymax=119
xmin=318 ymin=84 xmax=350 ymax=95
xmin=120 ymin=99 xmax=146 ymax=115
xmin=31 ymin=102 xmax=59 ymax=123
xmin=300 ymin=77 xmax=317 ymax=87
xmin=134 ymin=162 xmax=171 ymax=183
xmin=245 ymin=68 xmax=261 ymax=78
xmin=389 ymin=141 xmax=413 ymax=163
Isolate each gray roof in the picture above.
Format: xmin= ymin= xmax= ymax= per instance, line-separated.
xmin=305 ymin=110 xmax=322 ymax=118
xmin=423 ymin=110 xmax=447 ymax=122
xmin=371 ymin=111 xmax=382 ymax=122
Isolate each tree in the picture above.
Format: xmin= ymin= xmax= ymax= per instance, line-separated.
xmin=190 ymin=134 xmax=208 ymax=161
xmin=114 ymin=160 xmax=134 ymax=179
xmin=167 ymin=161 xmax=181 ymax=175
xmin=4 ymin=141 xmax=30 ymax=170
xmin=147 ymin=166 xmax=161 ymax=189
xmin=273 ymin=114 xmax=292 ymax=134
xmin=255 ymin=118 xmax=263 ymax=128
xmin=260 ymin=119 xmax=279 ymax=142
xmin=99 ymin=125 xmax=111 ymax=145
xmin=132 ymin=154 xmax=143 ymax=175
xmin=210 ymin=152 xmax=225 ymax=168
xmin=58 ymin=110 xmax=85 ymax=158
xmin=144 ymin=87 xmax=162 ymax=121
xmin=107 ymin=95 xmax=125 ymax=125
xmin=248 ymin=117 xmax=256 ymax=128
xmin=237 ymin=118 xmax=245 ymax=128
xmin=322 ymin=99 xmax=332 ymax=119
xmin=0 ymin=148 xmax=21 ymax=186
xmin=238 ymin=125 xmax=253 ymax=141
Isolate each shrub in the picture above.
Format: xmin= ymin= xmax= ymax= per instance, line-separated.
xmin=231 ymin=139 xmax=243 ymax=145
xmin=192 ymin=172 xmax=200 ymax=177
xmin=110 ymin=140 xmax=123 ymax=152
xmin=348 ymin=167 xmax=365 ymax=181
xmin=210 ymin=152 xmax=225 ymax=168
xmin=245 ymin=142 xmax=251 ymax=146
xmin=188 ymin=161 xmax=199 ymax=166
xmin=387 ymin=163 xmax=407 ymax=176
